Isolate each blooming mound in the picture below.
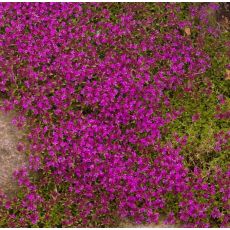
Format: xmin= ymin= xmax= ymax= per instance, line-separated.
xmin=0 ymin=3 xmax=229 ymax=227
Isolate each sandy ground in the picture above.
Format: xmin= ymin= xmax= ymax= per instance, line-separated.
xmin=0 ymin=109 xmax=27 ymax=198
xmin=120 ymin=223 xmax=176 ymax=228
xmin=120 ymin=219 xmax=178 ymax=228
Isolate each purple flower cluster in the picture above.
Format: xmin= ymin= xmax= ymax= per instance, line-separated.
xmin=0 ymin=3 xmax=229 ymax=227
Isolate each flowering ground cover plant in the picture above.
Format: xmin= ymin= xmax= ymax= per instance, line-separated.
xmin=0 ymin=2 xmax=229 ymax=227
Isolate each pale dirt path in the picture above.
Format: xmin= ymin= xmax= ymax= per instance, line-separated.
xmin=120 ymin=220 xmax=178 ymax=228
xmin=0 ymin=109 xmax=28 ymax=198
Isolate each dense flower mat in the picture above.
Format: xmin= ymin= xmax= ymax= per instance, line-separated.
xmin=0 ymin=3 xmax=229 ymax=227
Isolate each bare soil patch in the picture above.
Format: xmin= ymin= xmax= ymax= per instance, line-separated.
xmin=120 ymin=221 xmax=177 ymax=228
xmin=0 ymin=109 xmax=27 ymax=198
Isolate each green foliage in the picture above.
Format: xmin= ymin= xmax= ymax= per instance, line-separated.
xmin=158 ymin=3 xmax=230 ymax=172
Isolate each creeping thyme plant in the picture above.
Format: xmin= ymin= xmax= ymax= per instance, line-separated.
xmin=0 ymin=3 xmax=229 ymax=227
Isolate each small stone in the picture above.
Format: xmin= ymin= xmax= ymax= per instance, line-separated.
xmin=184 ymin=27 xmax=191 ymax=36
xmin=225 ymin=69 xmax=230 ymax=80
